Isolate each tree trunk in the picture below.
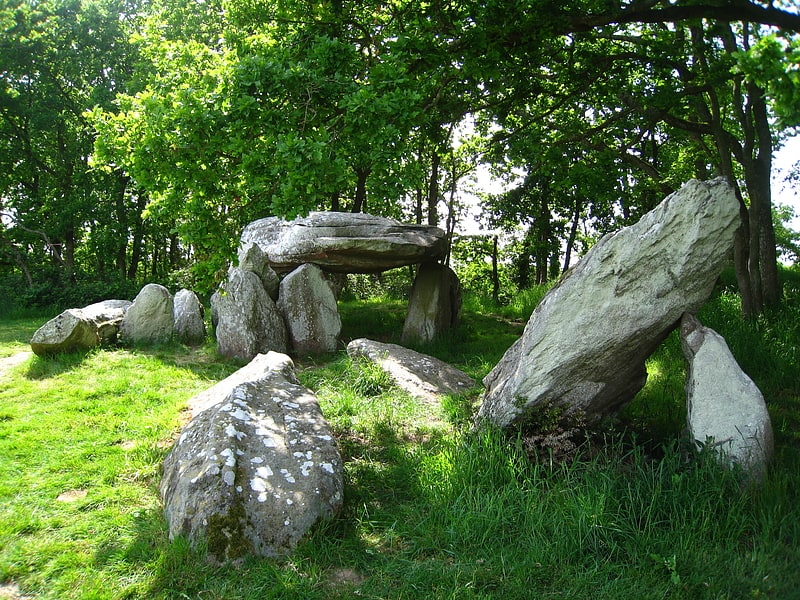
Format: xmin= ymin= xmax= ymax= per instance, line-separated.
xmin=427 ymin=151 xmax=440 ymax=226
xmin=351 ymin=167 xmax=370 ymax=213
xmin=563 ymin=196 xmax=582 ymax=273
xmin=127 ymin=192 xmax=147 ymax=280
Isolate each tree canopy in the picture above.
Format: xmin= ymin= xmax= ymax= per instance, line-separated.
xmin=2 ymin=0 xmax=799 ymax=311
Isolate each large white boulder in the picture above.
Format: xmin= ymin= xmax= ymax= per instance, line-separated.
xmin=477 ymin=178 xmax=740 ymax=429
xmin=680 ymin=313 xmax=773 ymax=481
xmin=160 ymin=352 xmax=344 ymax=562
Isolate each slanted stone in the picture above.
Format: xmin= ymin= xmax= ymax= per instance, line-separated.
xmin=160 ymin=352 xmax=344 ymax=563
xmin=401 ymin=262 xmax=462 ymax=344
xmin=30 ymin=310 xmax=100 ymax=356
xmin=237 ymin=242 xmax=280 ymax=300
xmin=278 ymin=264 xmax=341 ymax=355
xmin=120 ymin=283 xmax=174 ymax=345
xmin=211 ymin=268 xmax=287 ymax=361
xmin=680 ymin=313 xmax=773 ymax=482
xmin=347 ymin=338 xmax=475 ymax=403
xmin=173 ymin=289 xmax=206 ymax=346
xmin=477 ymin=178 xmax=740 ymax=429
xmin=240 ymin=211 xmax=447 ymax=273
xmin=30 ymin=300 xmax=131 ymax=355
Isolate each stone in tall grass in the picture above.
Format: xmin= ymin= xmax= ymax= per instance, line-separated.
xmin=160 ymin=352 xmax=344 ymax=563
xmin=680 ymin=313 xmax=773 ymax=482
xmin=477 ymin=178 xmax=740 ymax=429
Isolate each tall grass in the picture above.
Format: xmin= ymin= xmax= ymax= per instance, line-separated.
xmin=1 ymin=278 xmax=799 ymax=599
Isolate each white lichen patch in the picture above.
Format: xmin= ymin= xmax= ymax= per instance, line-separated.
xmin=230 ymin=407 xmax=250 ymax=422
xmin=251 ymin=477 xmax=267 ymax=492
xmin=255 ymin=466 xmax=273 ymax=478
xmin=280 ymin=469 xmax=296 ymax=483
xmin=224 ymin=424 xmax=246 ymax=440
xmin=222 ymin=470 xmax=235 ymax=486
xmin=320 ymin=463 xmax=334 ymax=474
xmin=250 ymin=456 xmax=264 ymax=464
xmin=300 ymin=461 xmax=314 ymax=477
xmin=220 ymin=448 xmax=236 ymax=467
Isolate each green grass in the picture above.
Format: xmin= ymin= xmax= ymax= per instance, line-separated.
xmin=1 ymin=283 xmax=799 ymax=599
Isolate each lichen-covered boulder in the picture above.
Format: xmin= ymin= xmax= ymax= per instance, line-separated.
xmin=120 ymin=283 xmax=174 ymax=345
xmin=680 ymin=313 xmax=773 ymax=482
xmin=401 ymin=262 xmax=462 ymax=345
xmin=278 ymin=264 xmax=341 ymax=355
xmin=240 ymin=211 xmax=447 ymax=273
xmin=211 ymin=268 xmax=287 ymax=361
xmin=477 ymin=178 xmax=740 ymax=429
xmin=173 ymin=289 xmax=206 ymax=346
xmin=160 ymin=352 xmax=344 ymax=563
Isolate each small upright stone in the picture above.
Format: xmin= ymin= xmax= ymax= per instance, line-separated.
xmin=401 ymin=262 xmax=462 ymax=345
xmin=278 ymin=264 xmax=341 ymax=355
xmin=120 ymin=283 xmax=174 ymax=344
xmin=680 ymin=313 xmax=773 ymax=482
xmin=173 ymin=289 xmax=206 ymax=346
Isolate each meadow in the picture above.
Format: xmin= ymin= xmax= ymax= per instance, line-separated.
xmin=0 ymin=278 xmax=798 ymax=599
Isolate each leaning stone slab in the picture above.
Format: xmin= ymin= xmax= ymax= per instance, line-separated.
xmin=160 ymin=352 xmax=344 ymax=563
xmin=236 ymin=242 xmax=280 ymax=300
xmin=120 ymin=283 xmax=174 ymax=345
xmin=240 ymin=211 xmax=447 ymax=273
xmin=347 ymin=338 xmax=475 ymax=403
xmin=30 ymin=300 xmax=131 ymax=355
xmin=278 ymin=264 xmax=341 ymax=355
xmin=680 ymin=313 xmax=773 ymax=482
xmin=477 ymin=178 xmax=740 ymax=429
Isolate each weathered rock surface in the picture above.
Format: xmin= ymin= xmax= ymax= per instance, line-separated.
xmin=120 ymin=283 xmax=174 ymax=344
xmin=347 ymin=338 xmax=475 ymax=403
xmin=160 ymin=352 xmax=344 ymax=563
xmin=240 ymin=211 xmax=447 ymax=273
xmin=401 ymin=262 xmax=462 ymax=344
xmin=211 ymin=268 xmax=288 ymax=361
xmin=30 ymin=300 xmax=131 ymax=355
xmin=237 ymin=242 xmax=280 ymax=300
xmin=278 ymin=264 xmax=341 ymax=355
xmin=680 ymin=313 xmax=773 ymax=481
xmin=173 ymin=289 xmax=206 ymax=346
xmin=477 ymin=178 xmax=740 ymax=429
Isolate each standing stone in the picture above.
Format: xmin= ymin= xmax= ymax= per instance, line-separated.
xmin=278 ymin=264 xmax=341 ymax=355
xmin=680 ymin=313 xmax=773 ymax=482
xmin=237 ymin=242 xmax=280 ymax=301
xmin=160 ymin=352 xmax=344 ymax=563
xmin=173 ymin=289 xmax=206 ymax=346
xmin=477 ymin=178 xmax=740 ymax=429
xmin=401 ymin=262 xmax=462 ymax=345
xmin=120 ymin=284 xmax=175 ymax=345
xmin=211 ymin=268 xmax=287 ymax=361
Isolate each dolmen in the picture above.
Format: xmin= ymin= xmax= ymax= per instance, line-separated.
xmin=213 ymin=212 xmax=461 ymax=360
xmin=474 ymin=178 xmax=773 ymax=480
xmin=160 ymin=352 xmax=344 ymax=563
xmin=30 ymin=284 xmax=206 ymax=356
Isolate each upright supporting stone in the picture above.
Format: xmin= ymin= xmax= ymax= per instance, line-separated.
xmin=680 ymin=313 xmax=773 ymax=482
xmin=278 ymin=264 xmax=341 ymax=355
xmin=401 ymin=262 xmax=462 ymax=345
xmin=173 ymin=289 xmax=206 ymax=346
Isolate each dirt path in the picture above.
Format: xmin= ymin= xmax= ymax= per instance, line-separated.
xmin=0 ymin=351 xmax=32 ymax=379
